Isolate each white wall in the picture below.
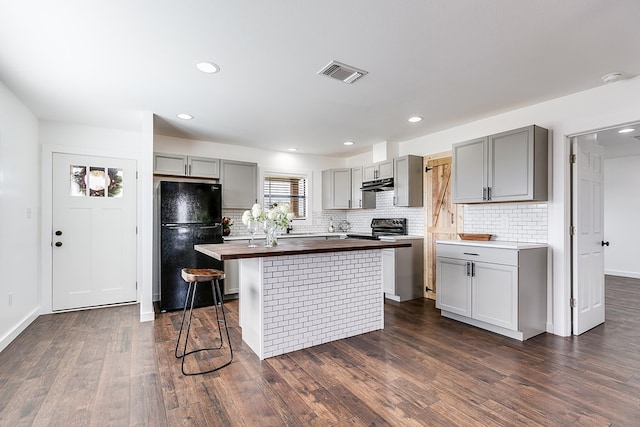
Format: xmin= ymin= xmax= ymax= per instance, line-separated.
xmin=0 ymin=82 xmax=41 ymax=352
xmin=604 ymin=155 xmax=640 ymax=278
xmin=365 ymin=75 xmax=640 ymax=336
xmin=39 ymin=119 xmax=155 ymax=322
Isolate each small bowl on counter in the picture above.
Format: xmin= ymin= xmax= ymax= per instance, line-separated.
xmin=458 ymin=233 xmax=492 ymax=241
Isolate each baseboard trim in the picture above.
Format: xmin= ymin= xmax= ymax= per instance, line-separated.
xmin=605 ymin=270 xmax=640 ymax=279
xmin=140 ymin=310 xmax=155 ymax=322
xmin=0 ymin=307 xmax=40 ymax=353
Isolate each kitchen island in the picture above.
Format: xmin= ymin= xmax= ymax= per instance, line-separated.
xmin=195 ymin=239 xmax=411 ymax=359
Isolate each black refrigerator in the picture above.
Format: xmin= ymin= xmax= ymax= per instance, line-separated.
xmin=159 ymin=181 xmax=223 ymax=312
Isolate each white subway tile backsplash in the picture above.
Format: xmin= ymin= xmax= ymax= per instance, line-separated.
xmin=463 ymin=202 xmax=548 ymax=243
xmin=223 ymin=191 xmax=423 ymax=237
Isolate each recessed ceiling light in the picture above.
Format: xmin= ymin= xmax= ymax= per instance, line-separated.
xmin=177 ymin=113 xmax=193 ymax=120
xmin=343 ymin=141 xmax=354 ymax=146
xmin=408 ymin=116 xmax=423 ymax=123
xmin=618 ymin=128 xmax=635 ymax=134
xmin=196 ymin=61 xmax=220 ymax=74
xmin=601 ymin=72 xmax=622 ymax=84
xmin=287 ymin=148 xmax=297 ymax=152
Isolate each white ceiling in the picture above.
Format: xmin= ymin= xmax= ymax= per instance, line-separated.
xmin=1 ymin=1 xmax=640 ymax=157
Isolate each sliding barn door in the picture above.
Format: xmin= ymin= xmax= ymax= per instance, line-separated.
xmin=424 ymin=154 xmax=463 ymax=300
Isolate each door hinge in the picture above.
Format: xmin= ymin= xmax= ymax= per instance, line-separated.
xmin=570 ymin=154 xmax=576 ymax=164
xmin=136 ymin=226 xmax=138 ymax=235
xmin=570 ymin=298 xmax=577 ymax=308
xmin=136 ymin=171 xmax=138 ymax=179
xmin=570 ymin=225 xmax=576 ymax=236
xmin=136 ymin=281 xmax=138 ymax=290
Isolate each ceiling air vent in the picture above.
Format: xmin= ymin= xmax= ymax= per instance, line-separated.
xmin=317 ymin=60 xmax=368 ymax=84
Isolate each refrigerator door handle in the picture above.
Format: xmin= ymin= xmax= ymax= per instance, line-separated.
xmin=198 ymin=224 xmax=222 ymax=229
xmin=163 ymin=224 xmax=189 ymax=229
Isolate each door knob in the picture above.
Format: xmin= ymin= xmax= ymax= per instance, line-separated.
xmin=55 ymin=230 xmax=62 ymax=236
xmin=55 ymin=242 xmax=63 ymax=247
xmin=601 ymin=241 xmax=610 ymax=247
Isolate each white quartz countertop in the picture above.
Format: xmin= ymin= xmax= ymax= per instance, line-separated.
xmin=224 ymin=232 xmax=347 ymax=242
xmin=436 ymin=239 xmax=548 ymax=250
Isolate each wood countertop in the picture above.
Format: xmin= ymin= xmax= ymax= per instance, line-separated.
xmin=195 ymin=238 xmax=412 ymax=261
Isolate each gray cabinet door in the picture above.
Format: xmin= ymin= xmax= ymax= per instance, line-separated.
xmin=393 ymin=155 xmax=423 ymax=207
xmin=436 ymin=256 xmax=472 ymax=317
xmin=452 ymin=137 xmax=487 ymax=203
xmin=488 ymin=127 xmax=533 ymax=202
xmin=322 ymin=168 xmax=351 ymax=209
xmin=488 ymin=125 xmax=548 ymax=202
xmin=377 ymin=159 xmax=394 ymax=180
xmin=188 ymin=156 xmax=220 ymax=179
xmin=472 ymin=261 xmax=518 ymax=330
xmin=154 ymin=152 xmax=187 ymax=176
xmin=363 ymin=160 xmax=394 ymax=181
xmin=221 ymin=160 xmax=257 ymax=209
xmin=362 ymin=164 xmax=377 ymax=181
xmin=351 ymin=167 xmax=375 ymax=209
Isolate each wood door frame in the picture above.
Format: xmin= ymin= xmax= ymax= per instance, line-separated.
xmin=423 ymin=151 xmax=464 ymax=300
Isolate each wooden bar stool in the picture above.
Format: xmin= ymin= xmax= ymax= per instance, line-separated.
xmin=174 ymin=268 xmax=233 ymax=375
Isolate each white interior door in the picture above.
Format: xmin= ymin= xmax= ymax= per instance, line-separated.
xmin=52 ymin=153 xmax=137 ymax=311
xmin=571 ymin=137 xmax=605 ymax=334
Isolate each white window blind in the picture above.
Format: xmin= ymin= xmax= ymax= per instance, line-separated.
xmin=263 ymin=175 xmax=307 ymax=219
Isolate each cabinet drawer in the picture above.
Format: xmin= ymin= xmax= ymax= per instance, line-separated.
xmin=436 ymin=243 xmax=517 ymax=266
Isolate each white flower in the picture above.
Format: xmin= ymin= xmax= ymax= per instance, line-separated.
xmin=267 ymin=210 xmax=277 ymax=220
xmin=286 ymin=212 xmax=295 ymax=221
xmin=279 ymin=203 xmax=290 ymax=214
xmin=242 ymin=210 xmax=251 ymax=225
xmin=251 ymin=203 xmax=262 ymax=218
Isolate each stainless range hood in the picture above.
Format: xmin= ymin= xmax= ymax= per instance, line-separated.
xmin=360 ymin=177 xmax=394 ymax=192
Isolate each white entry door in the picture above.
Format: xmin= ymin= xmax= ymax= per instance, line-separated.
xmin=571 ymin=137 xmax=605 ymax=334
xmin=52 ymin=153 xmax=137 ymax=311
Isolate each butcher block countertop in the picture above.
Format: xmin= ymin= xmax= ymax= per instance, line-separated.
xmin=195 ymin=239 xmax=411 ymax=261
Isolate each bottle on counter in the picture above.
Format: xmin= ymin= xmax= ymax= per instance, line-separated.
xmin=328 ymin=218 xmax=335 ymax=233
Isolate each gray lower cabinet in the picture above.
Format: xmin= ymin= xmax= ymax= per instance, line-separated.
xmin=382 ymin=238 xmax=424 ymax=302
xmin=154 ymin=152 xmax=220 ymax=179
xmin=393 ymin=155 xmax=423 ymax=207
xmin=220 ymin=159 xmax=258 ymax=209
xmin=452 ymin=125 xmax=548 ymax=203
xmin=435 ymin=241 xmax=547 ymax=340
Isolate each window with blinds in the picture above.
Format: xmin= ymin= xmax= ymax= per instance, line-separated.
xmin=263 ymin=175 xmax=307 ymax=219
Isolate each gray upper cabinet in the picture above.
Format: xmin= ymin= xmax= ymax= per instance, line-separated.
xmin=351 ymin=167 xmax=376 ymax=209
xmin=188 ymin=156 xmax=220 ymax=178
xmin=363 ymin=159 xmax=394 ymax=181
xmin=220 ymin=160 xmax=257 ymax=209
xmin=451 ymin=138 xmax=487 ymax=203
xmin=393 ymin=155 xmax=423 ymax=207
xmin=153 ymin=152 xmax=220 ymax=179
xmin=322 ymin=168 xmax=351 ymax=209
xmin=452 ymin=125 xmax=548 ymax=203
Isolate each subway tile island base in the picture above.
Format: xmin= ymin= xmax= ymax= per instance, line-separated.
xmin=195 ymin=239 xmax=411 ymax=359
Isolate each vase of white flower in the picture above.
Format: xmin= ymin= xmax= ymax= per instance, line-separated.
xmin=241 ymin=203 xmax=295 ymax=247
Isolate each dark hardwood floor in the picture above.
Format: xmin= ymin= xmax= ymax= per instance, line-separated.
xmin=1 ymin=276 xmax=639 ymax=426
